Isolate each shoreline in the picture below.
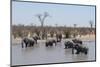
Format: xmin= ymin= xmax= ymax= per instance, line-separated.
xmin=12 ymin=34 xmax=95 ymax=44
xmin=77 ymin=34 xmax=95 ymax=41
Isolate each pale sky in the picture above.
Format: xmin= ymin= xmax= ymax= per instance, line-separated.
xmin=12 ymin=1 xmax=96 ymax=27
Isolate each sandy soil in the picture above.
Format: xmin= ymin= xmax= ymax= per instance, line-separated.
xmin=12 ymin=34 xmax=95 ymax=44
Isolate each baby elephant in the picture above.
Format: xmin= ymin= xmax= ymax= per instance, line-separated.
xmin=45 ymin=41 xmax=53 ymax=47
xmin=45 ymin=39 xmax=57 ymax=47
xmin=64 ymin=41 xmax=74 ymax=49
xmin=74 ymin=44 xmax=88 ymax=55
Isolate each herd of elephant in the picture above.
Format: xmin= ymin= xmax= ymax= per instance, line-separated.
xmin=21 ymin=36 xmax=88 ymax=55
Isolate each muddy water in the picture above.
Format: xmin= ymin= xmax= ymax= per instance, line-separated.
xmin=11 ymin=40 xmax=95 ymax=66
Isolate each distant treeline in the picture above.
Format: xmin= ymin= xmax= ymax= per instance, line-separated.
xmin=12 ymin=25 xmax=95 ymax=39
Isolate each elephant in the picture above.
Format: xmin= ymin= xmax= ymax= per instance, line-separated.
xmin=45 ymin=39 xmax=57 ymax=47
xmin=73 ymin=44 xmax=88 ymax=55
xmin=72 ymin=39 xmax=83 ymax=44
xmin=45 ymin=41 xmax=53 ymax=47
xmin=56 ymin=34 xmax=62 ymax=42
xmin=64 ymin=41 xmax=74 ymax=49
xmin=32 ymin=36 xmax=40 ymax=44
xmin=64 ymin=41 xmax=88 ymax=55
xmin=21 ymin=38 xmax=35 ymax=48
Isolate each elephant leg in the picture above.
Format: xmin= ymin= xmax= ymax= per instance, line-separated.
xmin=36 ymin=40 xmax=37 ymax=44
xmin=51 ymin=42 xmax=53 ymax=46
xmin=81 ymin=42 xmax=82 ymax=44
xmin=68 ymin=45 xmax=70 ymax=48
xmin=50 ymin=42 xmax=52 ymax=46
xmin=64 ymin=46 xmax=67 ymax=49
xmin=72 ymin=48 xmax=74 ymax=54
xmin=25 ymin=43 xmax=28 ymax=48
xmin=84 ymin=49 xmax=88 ymax=55
xmin=51 ymin=43 xmax=53 ymax=46
xmin=57 ymin=39 xmax=59 ymax=42
xmin=47 ymin=44 xmax=48 ymax=47
xmin=84 ymin=51 xmax=87 ymax=55
xmin=60 ymin=39 xmax=61 ymax=42
xmin=46 ymin=43 xmax=48 ymax=47
xmin=66 ymin=46 xmax=68 ymax=48
xmin=30 ymin=41 xmax=33 ymax=46
xmin=49 ymin=43 xmax=51 ymax=46
xmin=65 ymin=45 xmax=68 ymax=49
xmin=69 ymin=45 xmax=71 ymax=48
xmin=68 ymin=45 xmax=72 ymax=48
xmin=29 ymin=43 xmax=31 ymax=47
xmin=55 ymin=43 xmax=57 ymax=46
xmin=31 ymin=42 xmax=33 ymax=47
xmin=46 ymin=44 xmax=47 ymax=47
xmin=22 ymin=45 xmax=24 ymax=48
xmin=21 ymin=42 xmax=24 ymax=48
xmin=54 ymin=41 xmax=57 ymax=46
xmin=32 ymin=42 xmax=34 ymax=46
xmin=31 ymin=43 xmax=33 ymax=47
xmin=76 ymin=50 xmax=80 ymax=54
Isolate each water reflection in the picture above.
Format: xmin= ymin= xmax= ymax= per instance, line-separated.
xmin=12 ymin=40 xmax=95 ymax=66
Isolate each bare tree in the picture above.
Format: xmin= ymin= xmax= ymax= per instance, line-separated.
xmin=36 ymin=12 xmax=49 ymax=39
xmin=73 ymin=24 xmax=77 ymax=38
xmin=89 ymin=21 xmax=93 ymax=32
